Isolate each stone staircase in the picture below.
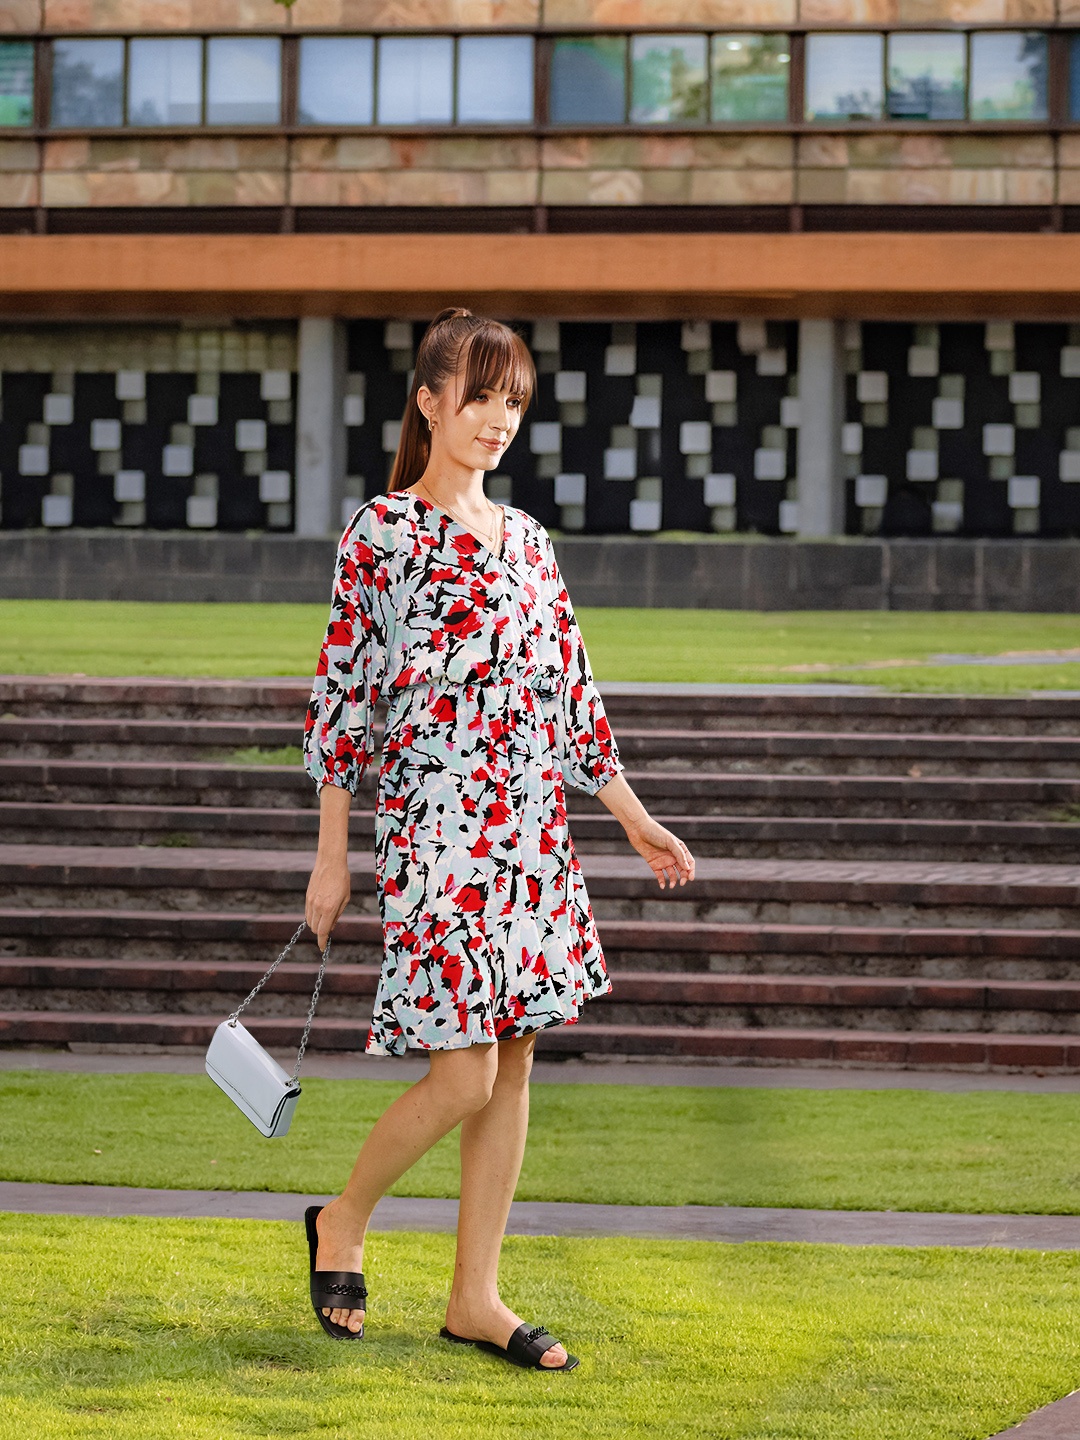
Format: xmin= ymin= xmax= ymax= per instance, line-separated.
xmin=1 ymin=675 xmax=1078 ymax=1070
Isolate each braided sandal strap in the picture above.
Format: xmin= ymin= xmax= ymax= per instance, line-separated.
xmin=507 ymin=1323 xmax=560 ymax=1366
xmin=311 ymin=1271 xmax=368 ymax=1309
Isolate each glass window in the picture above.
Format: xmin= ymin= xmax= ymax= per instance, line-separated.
xmin=457 ymin=35 xmax=533 ymax=123
xmin=887 ymin=32 xmax=965 ymax=119
xmin=51 ymin=38 xmax=123 ymax=127
xmin=1070 ymin=34 xmax=1080 ymax=120
xmin=298 ymin=36 xmax=374 ymax=125
xmin=629 ymin=33 xmax=708 ymax=123
xmin=128 ymin=38 xmax=201 ymax=125
xmin=805 ymin=33 xmax=883 ymax=120
xmin=711 ymin=33 xmax=789 ymax=122
xmin=0 ymin=41 xmax=33 ymax=127
xmin=550 ymin=35 xmax=626 ymax=124
xmin=377 ymin=35 xmax=453 ymax=124
xmin=970 ymin=32 xmax=1047 ymax=120
xmin=206 ymin=36 xmax=280 ymax=125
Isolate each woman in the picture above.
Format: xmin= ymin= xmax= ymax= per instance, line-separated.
xmin=302 ymin=307 xmax=695 ymax=1371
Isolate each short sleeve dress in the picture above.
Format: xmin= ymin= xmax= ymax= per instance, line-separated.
xmin=303 ymin=489 xmax=625 ymax=1056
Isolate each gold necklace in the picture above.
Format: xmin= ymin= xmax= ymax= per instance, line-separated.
xmin=418 ymin=478 xmax=504 ymax=556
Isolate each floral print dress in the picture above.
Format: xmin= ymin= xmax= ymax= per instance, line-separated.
xmin=303 ymin=489 xmax=625 ymax=1056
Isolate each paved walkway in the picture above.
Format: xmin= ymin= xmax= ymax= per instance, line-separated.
xmin=5 ymin=1181 xmax=1080 ymax=1248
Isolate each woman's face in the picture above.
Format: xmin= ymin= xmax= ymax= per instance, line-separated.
xmin=420 ymin=363 xmax=524 ymax=473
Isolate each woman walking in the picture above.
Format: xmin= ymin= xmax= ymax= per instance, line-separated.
xmin=302 ymin=307 xmax=695 ymax=1371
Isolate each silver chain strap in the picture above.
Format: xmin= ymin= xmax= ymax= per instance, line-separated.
xmin=227 ymin=920 xmax=331 ymax=1085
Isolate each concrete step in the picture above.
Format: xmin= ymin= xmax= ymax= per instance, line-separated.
xmin=3 ymin=800 xmax=1078 ymax=862
xmin=4 ymin=716 xmax=1078 ymax=777
xmin=4 ymin=758 xmax=1078 ymax=821
xmin=3 ymin=906 xmax=1079 ymax=979
xmin=1 ymin=1008 xmax=1076 ymax=1069
xmin=1 ymin=844 xmax=1078 ymax=929
xmin=7 ymin=957 xmax=1080 ymax=1033
xmin=3 ymin=675 xmax=1079 ymax=735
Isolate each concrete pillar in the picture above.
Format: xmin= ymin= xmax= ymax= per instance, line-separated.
xmin=795 ymin=319 xmax=846 ymax=538
xmin=295 ymin=317 xmax=347 ymax=538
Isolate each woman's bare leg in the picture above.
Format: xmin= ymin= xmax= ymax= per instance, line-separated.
xmin=444 ymin=1034 xmax=569 ymax=1368
xmin=314 ymin=1042 xmax=499 ymax=1332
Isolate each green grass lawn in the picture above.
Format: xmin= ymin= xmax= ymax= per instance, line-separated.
xmin=8 ymin=1071 xmax=1080 ymax=1215
xmin=2 ymin=599 xmax=1078 ymax=692
xmin=2 ymin=1213 xmax=1078 ymax=1440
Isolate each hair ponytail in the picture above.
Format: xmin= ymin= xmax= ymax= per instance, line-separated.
xmin=386 ymin=307 xmax=536 ymax=494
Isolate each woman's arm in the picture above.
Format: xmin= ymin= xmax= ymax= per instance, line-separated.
xmin=306 ymin=782 xmax=353 ymax=950
xmin=594 ymin=771 xmax=695 ymax=891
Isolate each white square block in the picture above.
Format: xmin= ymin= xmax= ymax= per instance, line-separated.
xmin=778 ymin=499 xmax=799 ymax=533
xmin=116 ymin=370 xmax=146 ymax=401
xmin=779 ymin=396 xmax=800 ymax=428
xmin=90 ymin=418 xmax=121 ymax=451
xmin=1009 ymin=371 xmax=1040 ymax=404
xmin=629 ymin=395 xmax=661 ymax=430
xmin=114 ymin=469 xmax=145 ymax=502
xmin=236 ymin=419 xmax=267 ymax=452
xmin=604 ymin=447 xmax=636 ymax=480
xmin=705 ymin=370 xmax=737 ymax=403
xmin=679 ymin=421 xmax=712 ymax=455
xmin=260 ymin=370 xmax=291 ymax=402
xmin=604 ymin=344 xmax=636 ymax=376
xmin=186 ymin=495 xmax=217 ymax=528
xmin=163 ymin=444 xmax=194 ymax=477
xmin=908 ymin=345 xmax=939 ymax=377
xmin=188 ymin=394 xmax=218 ymax=427
xmin=856 ymin=371 xmax=889 ymax=404
xmin=259 ymin=470 xmax=291 ymax=503
xmin=985 ymin=321 xmax=1014 ymax=351
xmin=382 ymin=419 xmax=402 ymax=454
xmin=681 ymin=321 xmax=711 ymax=352
xmin=532 ymin=320 xmax=560 ymax=353
xmin=841 ymin=422 xmax=863 ymax=456
xmin=42 ymin=493 xmax=73 ymax=526
xmin=384 ymin=321 xmax=412 ymax=351
xmin=754 ymin=447 xmax=786 ymax=481
xmin=855 ymin=474 xmax=888 ymax=508
xmin=344 ymin=394 xmax=365 ymax=427
xmin=983 ymin=423 xmax=1015 ymax=456
xmin=906 ymin=449 xmax=938 ymax=482
xmin=1008 ymin=475 xmax=1040 ymax=508
xmin=1060 ymin=451 xmax=1080 ymax=481
xmin=756 ymin=348 xmax=787 ymax=376
xmin=1061 ymin=346 xmax=1080 ymax=378
xmin=43 ymin=393 xmax=73 ymax=426
xmin=554 ymin=370 xmax=586 ymax=403
xmin=703 ymin=472 xmax=736 ymax=507
xmin=554 ymin=472 xmax=586 ymax=506
xmin=629 ymin=498 xmax=661 ymax=531
xmin=737 ymin=320 xmax=767 ymax=354
xmin=932 ymin=500 xmax=963 ymax=531
xmin=18 ymin=444 xmax=49 ymax=476
xmin=530 ymin=421 xmax=562 ymax=455
xmin=932 ymin=397 xmax=963 ymax=429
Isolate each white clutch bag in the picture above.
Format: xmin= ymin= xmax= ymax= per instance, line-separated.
xmin=205 ymin=921 xmax=330 ymax=1139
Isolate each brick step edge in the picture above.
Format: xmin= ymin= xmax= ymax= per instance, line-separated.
xmin=3 ymin=908 xmax=1080 ymax=957
xmin=9 ymin=958 xmax=1080 ymax=1011
xmin=2 ymin=1011 xmax=1078 ymax=1068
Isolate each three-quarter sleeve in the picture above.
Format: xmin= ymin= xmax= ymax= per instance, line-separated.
xmin=540 ymin=530 xmax=624 ymax=797
xmin=303 ymin=506 xmax=392 ymax=797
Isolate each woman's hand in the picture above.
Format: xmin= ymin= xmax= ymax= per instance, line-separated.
xmin=624 ymin=817 xmax=696 ymax=890
xmin=306 ymin=856 xmax=351 ymax=951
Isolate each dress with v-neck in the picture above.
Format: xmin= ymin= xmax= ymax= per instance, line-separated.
xmin=303 ymin=488 xmax=625 ymax=1055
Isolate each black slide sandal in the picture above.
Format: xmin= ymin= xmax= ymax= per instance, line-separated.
xmin=440 ymin=1322 xmax=579 ymax=1371
xmin=304 ymin=1205 xmax=367 ymax=1341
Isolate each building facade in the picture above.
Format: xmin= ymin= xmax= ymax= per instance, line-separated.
xmin=2 ymin=1 xmax=1080 ymax=550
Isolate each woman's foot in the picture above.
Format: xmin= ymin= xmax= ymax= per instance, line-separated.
xmin=315 ymin=1199 xmax=367 ymax=1333
xmin=445 ymin=1294 xmax=569 ymax=1368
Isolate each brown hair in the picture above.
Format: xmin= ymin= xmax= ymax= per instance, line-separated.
xmin=386 ymin=307 xmax=536 ymax=494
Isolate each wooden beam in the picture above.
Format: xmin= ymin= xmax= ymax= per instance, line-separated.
xmin=3 ymin=231 xmax=1080 ymax=319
